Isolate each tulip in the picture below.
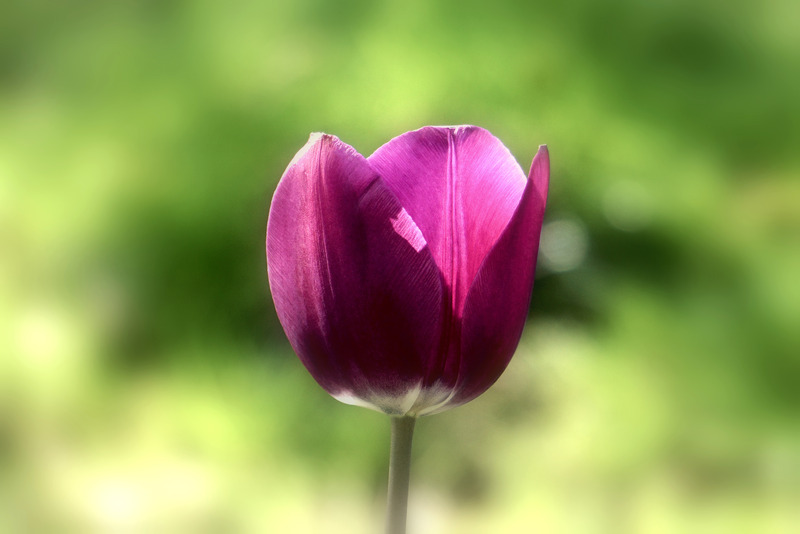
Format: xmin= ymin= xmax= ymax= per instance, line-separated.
xmin=266 ymin=125 xmax=549 ymax=533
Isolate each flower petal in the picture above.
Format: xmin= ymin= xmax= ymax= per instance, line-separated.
xmin=367 ymin=126 xmax=528 ymax=314
xmin=267 ymin=133 xmax=444 ymax=414
xmin=451 ymin=145 xmax=550 ymax=407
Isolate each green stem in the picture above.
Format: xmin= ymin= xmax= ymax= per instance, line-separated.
xmin=386 ymin=415 xmax=416 ymax=534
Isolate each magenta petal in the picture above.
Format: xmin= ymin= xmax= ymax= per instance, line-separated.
xmin=452 ymin=146 xmax=550 ymax=407
xmin=267 ymin=134 xmax=444 ymax=414
xmin=367 ymin=126 xmax=528 ymax=313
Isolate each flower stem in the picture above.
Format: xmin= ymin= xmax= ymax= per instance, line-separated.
xmin=386 ymin=415 xmax=416 ymax=534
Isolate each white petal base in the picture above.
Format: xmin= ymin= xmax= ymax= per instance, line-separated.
xmin=332 ymin=381 xmax=460 ymax=417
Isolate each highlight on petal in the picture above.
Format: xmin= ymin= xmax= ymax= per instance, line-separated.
xmin=267 ymin=133 xmax=444 ymax=414
xmin=368 ymin=126 xmax=528 ymax=313
xmin=451 ymin=145 xmax=550 ymax=407
xmin=390 ymin=207 xmax=427 ymax=253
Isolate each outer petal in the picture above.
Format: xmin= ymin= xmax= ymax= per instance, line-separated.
xmin=267 ymin=133 xmax=444 ymax=414
xmin=448 ymin=145 xmax=550 ymax=408
xmin=367 ymin=126 xmax=528 ymax=314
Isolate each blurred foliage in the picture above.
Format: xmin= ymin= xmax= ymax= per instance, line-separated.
xmin=1 ymin=0 xmax=799 ymax=532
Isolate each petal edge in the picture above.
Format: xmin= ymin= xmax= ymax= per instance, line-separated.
xmin=451 ymin=145 xmax=550 ymax=407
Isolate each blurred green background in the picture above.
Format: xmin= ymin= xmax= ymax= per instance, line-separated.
xmin=2 ymin=0 xmax=799 ymax=532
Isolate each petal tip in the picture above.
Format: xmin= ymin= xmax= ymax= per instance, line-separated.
xmin=529 ymin=144 xmax=550 ymax=180
xmin=407 ymin=124 xmax=485 ymax=138
xmin=285 ymin=132 xmax=326 ymax=170
xmin=286 ymin=132 xmax=365 ymax=172
xmin=526 ymin=143 xmax=550 ymax=208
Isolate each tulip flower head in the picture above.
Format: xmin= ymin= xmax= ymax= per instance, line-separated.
xmin=267 ymin=126 xmax=549 ymax=417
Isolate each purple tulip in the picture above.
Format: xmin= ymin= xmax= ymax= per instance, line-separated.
xmin=267 ymin=126 xmax=549 ymax=417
